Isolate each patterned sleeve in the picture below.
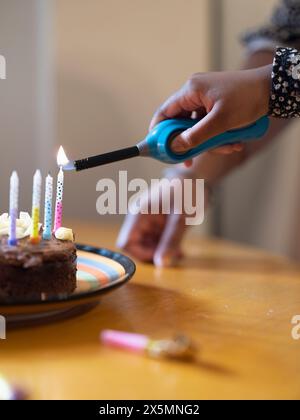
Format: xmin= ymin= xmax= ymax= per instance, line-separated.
xmin=242 ymin=0 xmax=300 ymax=48
xmin=269 ymin=47 xmax=300 ymax=118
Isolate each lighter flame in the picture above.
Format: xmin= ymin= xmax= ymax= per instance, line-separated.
xmin=57 ymin=146 xmax=70 ymax=167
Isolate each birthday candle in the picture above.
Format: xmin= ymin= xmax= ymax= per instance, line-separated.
xmin=43 ymin=174 xmax=53 ymax=240
xmin=54 ymin=168 xmax=64 ymax=232
xmin=100 ymin=330 xmax=197 ymax=360
xmin=8 ymin=171 xmax=19 ymax=246
xmin=30 ymin=170 xmax=42 ymax=244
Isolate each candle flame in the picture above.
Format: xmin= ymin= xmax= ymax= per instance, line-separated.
xmin=57 ymin=146 xmax=70 ymax=167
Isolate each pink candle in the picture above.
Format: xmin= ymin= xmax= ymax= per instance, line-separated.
xmin=54 ymin=146 xmax=69 ymax=232
xmin=53 ymin=168 xmax=64 ymax=232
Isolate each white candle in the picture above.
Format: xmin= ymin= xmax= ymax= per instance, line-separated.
xmin=8 ymin=171 xmax=19 ymax=246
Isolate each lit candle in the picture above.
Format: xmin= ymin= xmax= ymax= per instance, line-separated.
xmin=43 ymin=174 xmax=53 ymax=240
xmin=54 ymin=146 xmax=68 ymax=232
xmin=30 ymin=170 xmax=42 ymax=244
xmin=8 ymin=171 xmax=19 ymax=246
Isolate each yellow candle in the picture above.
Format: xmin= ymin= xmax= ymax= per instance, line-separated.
xmin=30 ymin=170 xmax=42 ymax=244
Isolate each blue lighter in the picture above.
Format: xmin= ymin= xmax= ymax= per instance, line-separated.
xmin=63 ymin=116 xmax=270 ymax=171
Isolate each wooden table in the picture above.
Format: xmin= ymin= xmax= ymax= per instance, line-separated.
xmin=1 ymin=221 xmax=300 ymax=400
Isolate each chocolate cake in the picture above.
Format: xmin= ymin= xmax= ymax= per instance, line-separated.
xmin=0 ymin=235 xmax=77 ymax=301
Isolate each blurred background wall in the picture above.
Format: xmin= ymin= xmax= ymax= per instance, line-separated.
xmin=54 ymin=0 xmax=214 ymax=223
xmin=0 ymin=0 xmax=54 ymax=212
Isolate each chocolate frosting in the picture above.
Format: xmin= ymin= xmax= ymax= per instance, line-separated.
xmin=0 ymin=236 xmax=76 ymax=269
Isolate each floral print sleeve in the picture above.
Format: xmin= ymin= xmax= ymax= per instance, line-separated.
xmin=270 ymin=47 xmax=300 ymax=118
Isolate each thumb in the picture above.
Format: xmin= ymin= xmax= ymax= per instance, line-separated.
xmin=154 ymin=214 xmax=186 ymax=268
xmin=171 ymin=104 xmax=227 ymax=153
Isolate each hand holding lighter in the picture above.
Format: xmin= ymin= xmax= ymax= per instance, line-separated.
xmin=63 ymin=116 xmax=270 ymax=171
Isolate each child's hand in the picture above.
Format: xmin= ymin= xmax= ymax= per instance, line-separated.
xmin=150 ymin=66 xmax=272 ymax=156
xmin=117 ymin=172 xmax=210 ymax=267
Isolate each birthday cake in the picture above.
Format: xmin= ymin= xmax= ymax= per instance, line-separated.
xmin=0 ymin=212 xmax=77 ymax=301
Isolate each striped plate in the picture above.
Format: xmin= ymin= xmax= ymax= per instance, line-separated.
xmin=75 ymin=245 xmax=135 ymax=295
xmin=0 ymin=245 xmax=136 ymax=323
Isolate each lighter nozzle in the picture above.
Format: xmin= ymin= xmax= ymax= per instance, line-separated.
xmin=61 ymin=161 xmax=76 ymax=171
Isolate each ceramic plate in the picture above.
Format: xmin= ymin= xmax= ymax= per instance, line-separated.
xmin=0 ymin=244 xmax=136 ymax=325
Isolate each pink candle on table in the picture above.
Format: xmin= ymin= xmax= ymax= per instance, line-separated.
xmin=100 ymin=330 xmax=149 ymax=353
xmin=100 ymin=330 xmax=197 ymax=360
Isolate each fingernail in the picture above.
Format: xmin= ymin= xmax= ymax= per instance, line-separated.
xmin=171 ymin=137 xmax=188 ymax=153
xmin=171 ymin=141 xmax=186 ymax=153
xmin=171 ymin=130 xmax=192 ymax=153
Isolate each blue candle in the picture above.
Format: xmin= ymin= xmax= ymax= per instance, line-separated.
xmin=8 ymin=171 xmax=19 ymax=246
xmin=43 ymin=174 xmax=53 ymax=240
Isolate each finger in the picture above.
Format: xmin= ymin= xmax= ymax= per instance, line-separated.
xmin=116 ymin=214 xmax=139 ymax=249
xmin=151 ymin=104 xmax=206 ymax=132
xmin=117 ymin=215 xmax=156 ymax=249
xmin=194 ymin=108 xmax=207 ymax=120
xmin=209 ymin=145 xmax=238 ymax=155
xmin=118 ymin=221 xmax=160 ymax=263
xmin=171 ymin=104 xmax=229 ymax=153
xmin=149 ymin=97 xmax=191 ymax=131
xmin=154 ymin=214 xmax=186 ymax=268
xmin=117 ymin=214 xmax=167 ymax=263
xmin=233 ymin=143 xmax=245 ymax=152
xmin=209 ymin=143 xmax=245 ymax=155
xmin=184 ymin=160 xmax=194 ymax=168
